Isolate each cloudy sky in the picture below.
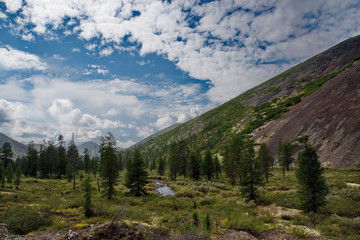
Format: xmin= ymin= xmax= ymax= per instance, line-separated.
xmin=0 ymin=0 xmax=359 ymax=148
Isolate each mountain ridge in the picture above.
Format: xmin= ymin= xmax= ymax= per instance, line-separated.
xmin=130 ymin=35 xmax=360 ymax=168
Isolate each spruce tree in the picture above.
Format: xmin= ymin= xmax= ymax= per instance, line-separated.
xmin=188 ymin=150 xmax=201 ymax=181
xmin=0 ymin=164 xmax=5 ymax=187
xmin=279 ymin=140 xmax=294 ymax=175
xmin=177 ymin=140 xmax=189 ymax=178
xmin=203 ymin=149 xmax=213 ymax=180
xmin=213 ymin=155 xmax=221 ymax=179
xmin=99 ymin=132 xmax=119 ymax=200
xmin=15 ymin=166 xmax=21 ymax=190
xmin=84 ymin=148 xmax=91 ymax=174
xmin=257 ymin=143 xmax=274 ymax=183
xmin=1 ymin=142 xmax=13 ymax=169
xmin=157 ymin=157 xmax=165 ymax=176
xmin=67 ymin=135 xmax=79 ymax=189
xmin=6 ymin=164 xmax=14 ymax=183
xmin=82 ymin=175 xmax=93 ymax=217
xmin=240 ymin=140 xmax=263 ymax=202
xmin=296 ymin=144 xmax=329 ymax=213
xmin=223 ymin=135 xmax=244 ymax=185
xmin=26 ymin=145 xmax=38 ymax=178
xmin=168 ymin=141 xmax=179 ymax=180
xmin=125 ymin=149 xmax=149 ymax=196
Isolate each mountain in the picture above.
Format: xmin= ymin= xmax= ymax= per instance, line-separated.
xmin=129 ymin=35 xmax=360 ymax=168
xmin=77 ymin=141 xmax=100 ymax=157
xmin=0 ymin=132 xmax=27 ymax=157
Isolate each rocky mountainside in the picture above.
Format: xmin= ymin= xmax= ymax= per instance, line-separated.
xmin=0 ymin=132 xmax=27 ymax=157
xmin=131 ymin=35 xmax=360 ymax=168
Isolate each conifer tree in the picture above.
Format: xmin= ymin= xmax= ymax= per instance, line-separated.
xmin=99 ymin=132 xmax=118 ymax=200
xmin=15 ymin=166 xmax=21 ymax=190
xmin=257 ymin=143 xmax=274 ymax=182
xmin=213 ymin=155 xmax=221 ymax=179
xmin=240 ymin=140 xmax=263 ymax=202
xmin=67 ymin=134 xmax=79 ymax=189
xmin=6 ymin=164 xmax=14 ymax=183
xmin=125 ymin=149 xmax=149 ymax=196
xmin=168 ymin=141 xmax=179 ymax=180
xmin=82 ymin=175 xmax=93 ymax=217
xmin=118 ymin=153 xmax=123 ymax=171
xmin=26 ymin=145 xmax=38 ymax=178
xmin=223 ymin=135 xmax=244 ymax=185
xmin=0 ymin=164 xmax=5 ymax=187
xmin=57 ymin=135 xmax=67 ymax=178
xmin=188 ymin=150 xmax=201 ymax=181
xmin=84 ymin=148 xmax=91 ymax=174
xmin=157 ymin=157 xmax=165 ymax=176
xmin=296 ymin=144 xmax=329 ymax=213
xmin=278 ymin=140 xmax=294 ymax=175
xmin=203 ymin=149 xmax=213 ymax=180
xmin=1 ymin=142 xmax=13 ymax=169
xmin=178 ymin=140 xmax=189 ymax=178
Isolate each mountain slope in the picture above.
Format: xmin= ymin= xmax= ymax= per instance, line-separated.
xmin=130 ymin=35 xmax=360 ymax=167
xmin=0 ymin=132 xmax=27 ymax=156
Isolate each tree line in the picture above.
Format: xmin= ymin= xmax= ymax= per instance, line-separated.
xmin=1 ymin=131 xmax=328 ymax=213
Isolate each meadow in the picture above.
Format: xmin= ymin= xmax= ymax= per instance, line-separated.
xmin=1 ymin=168 xmax=359 ymax=239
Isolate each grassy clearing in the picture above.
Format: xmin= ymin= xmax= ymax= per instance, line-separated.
xmin=0 ymin=168 xmax=359 ymax=239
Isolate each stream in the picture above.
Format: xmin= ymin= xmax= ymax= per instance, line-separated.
xmin=154 ymin=181 xmax=176 ymax=196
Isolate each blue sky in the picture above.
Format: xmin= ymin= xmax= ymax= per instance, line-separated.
xmin=0 ymin=0 xmax=359 ymax=148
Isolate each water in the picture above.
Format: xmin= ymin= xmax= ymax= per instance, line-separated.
xmin=154 ymin=181 xmax=176 ymax=196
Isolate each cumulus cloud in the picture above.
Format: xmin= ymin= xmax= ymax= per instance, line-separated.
xmin=1 ymin=0 xmax=22 ymax=13
xmin=1 ymin=0 xmax=359 ymax=145
xmin=4 ymin=0 xmax=358 ymax=104
xmin=0 ymin=45 xmax=47 ymax=70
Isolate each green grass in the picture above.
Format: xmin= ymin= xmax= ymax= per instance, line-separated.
xmin=1 ymin=168 xmax=360 ymax=239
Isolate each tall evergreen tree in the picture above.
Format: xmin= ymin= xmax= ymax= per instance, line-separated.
xmin=6 ymin=164 xmax=14 ymax=183
xmin=1 ymin=142 xmax=13 ymax=169
xmin=84 ymin=148 xmax=91 ymax=174
xmin=99 ymin=132 xmax=118 ymax=200
xmin=57 ymin=135 xmax=67 ymax=178
xmin=67 ymin=134 xmax=79 ymax=189
xmin=240 ymin=140 xmax=263 ymax=202
xmin=257 ymin=143 xmax=274 ymax=183
xmin=125 ymin=149 xmax=149 ymax=196
xmin=223 ymin=135 xmax=244 ymax=185
xmin=0 ymin=163 xmax=5 ymax=187
xmin=188 ymin=150 xmax=201 ymax=181
xmin=296 ymin=144 xmax=329 ymax=213
xmin=82 ymin=175 xmax=93 ymax=217
xmin=213 ymin=155 xmax=221 ymax=179
xmin=203 ymin=149 xmax=213 ymax=181
xmin=168 ymin=141 xmax=179 ymax=181
xmin=278 ymin=138 xmax=294 ymax=176
xmin=150 ymin=158 xmax=156 ymax=171
xmin=15 ymin=166 xmax=21 ymax=190
xmin=179 ymin=140 xmax=189 ymax=178
xmin=157 ymin=157 xmax=165 ymax=176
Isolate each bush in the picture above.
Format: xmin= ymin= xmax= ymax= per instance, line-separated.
xmin=3 ymin=207 xmax=52 ymax=235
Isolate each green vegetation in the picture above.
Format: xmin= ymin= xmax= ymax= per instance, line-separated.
xmin=296 ymin=144 xmax=329 ymax=213
xmin=0 ymin=166 xmax=359 ymax=239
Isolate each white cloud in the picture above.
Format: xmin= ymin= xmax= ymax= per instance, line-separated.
xmin=71 ymin=48 xmax=81 ymax=53
xmin=8 ymin=0 xmax=360 ymax=103
xmin=99 ymin=47 xmax=114 ymax=56
xmin=1 ymin=0 xmax=22 ymax=13
xmin=53 ymin=54 xmax=65 ymax=60
xmin=0 ymin=45 xmax=47 ymax=70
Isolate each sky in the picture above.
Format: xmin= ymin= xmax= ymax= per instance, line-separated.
xmin=0 ymin=0 xmax=359 ymax=148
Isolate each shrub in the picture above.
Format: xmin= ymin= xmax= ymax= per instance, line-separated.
xmin=202 ymin=213 xmax=212 ymax=232
xmin=3 ymin=207 xmax=52 ymax=235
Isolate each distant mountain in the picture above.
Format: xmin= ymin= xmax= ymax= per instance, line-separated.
xmin=0 ymin=132 xmax=27 ymax=157
xmin=129 ymin=35 xmax=360 ymax=168
xmin=77 ymin=141 xmax=100 ymax=157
